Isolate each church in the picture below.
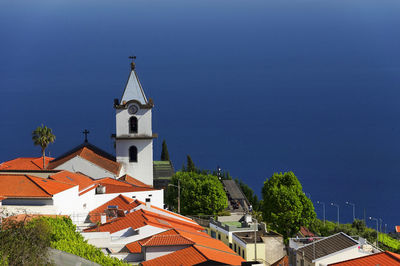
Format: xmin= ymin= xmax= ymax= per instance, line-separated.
xmin=0 ymin=60 xmax=164 ymax=223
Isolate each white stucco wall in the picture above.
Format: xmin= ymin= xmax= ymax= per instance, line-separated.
xmin=54 ymin=156 xmax=117 ymax=179
xmin=116 ymin=139 xmax=153 ymax=186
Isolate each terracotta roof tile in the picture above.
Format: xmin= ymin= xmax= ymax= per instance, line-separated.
xmin=49 ymin=171 xmax=94 ymax=191
xmin=125 ymin=241 xmax=142 ymax=253
xmin=0 ymin=174 xmax=75 ymax=198
xmin=396 ymin=226 xmax=400 ymax=233
xmin=141 ymin=246 xmax=207 ymax=266
xmin=94 ymin=178 xmax=156 ymax=193
xmin=48 ymin=146 xmax=121 ymax=175
xmin=88 ymin=194 xmax=140 ymax=223
xmin=140 ymin=233 xmax=194 ymax=247
xmin=118 ymin=174 xmax=152 ymax=188
xmin=0 ymin=157 xmax=54 ymax=170
xmin=328 ymin=251 xmax=400 ymax=265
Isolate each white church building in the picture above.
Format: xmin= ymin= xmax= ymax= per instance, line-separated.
xmin=0 ymin=61 xmax=163 ymax=225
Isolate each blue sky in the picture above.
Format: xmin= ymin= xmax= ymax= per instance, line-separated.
xmin=1 ymin=0 xmax=400 ymax=229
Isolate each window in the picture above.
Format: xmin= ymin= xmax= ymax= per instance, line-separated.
xmin=234 ymin=243 xmax=237 ymax=252
xmin=129 ymin=146 xmax=138 ymax=162
xmin=129 ymin=116 xmax=138 ymax=133
xmin=238 ymin=247 xmax=241 ymax=254
xmin=242 ymin=249 xmax=244 ymax=258
xmin=229 ymin=243 xmax=232 ymax=249
xmin=211 ymin=230 xmax=216 ymax=238
xmin=218 ymin=233 xmax=221 ymax=240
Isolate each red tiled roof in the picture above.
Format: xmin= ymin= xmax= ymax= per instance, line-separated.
xmin=300 ymin=226 xmax=315 ymax=237
xmin=94 ymin=178 xmax=156 ymax=193
xmin=141 ymin=246 xmax=207 ymax=266
xmin=140 ymin=230 xmax=194 ymax=247
xmin=49 ymin=171 xmax=94 ymax=192
xmin=396 ymin=226 xmax=400 ymax=233
xmin=0 ymin=157 xmax=54 ymax=170
xmin=125 ymin=241 xmax=142 ymax=253
xmin=48 ymin=147 xmax=121 ymax=175
xmin=0 ymin=174 xmax=75 ymax=198
xmin=4 ymin=214 xmax=69 ymax=223
xmin=328 ymin=251 xmax=400 ymax=265
xmin=88 ymin=194 xmax=140 ymax=223
xmin=84 ymin=207 xmax=203 ymax=234
xmin=119 ymin=174 xmax=152 ymax=188
xmin=271 ymin=255 xmax=289 ymax=266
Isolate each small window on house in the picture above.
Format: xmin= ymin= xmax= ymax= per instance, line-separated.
xmin=242 ymin=249 xmax=244 ymax=258
xmin=218 ymin=233 xmax=221 ymax=240
xmin=234 ymin=243 xmax=237 ymax=252
xmin=229 ymin=243 xmax=232 ymax=249
xmin=129 ymin=116 xmax=138 ymax=133
xmin=129 ymin=146 xmax=138 ymax=162
xmin=238 ymin=247 xmax=241 ymax=254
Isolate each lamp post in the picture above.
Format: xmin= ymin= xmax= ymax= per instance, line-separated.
xmin=316 ymin=201 xmax=325 ymax=225
xmin=369 ymin=217 xmax=379 ymax=247
xmin=346 ymin=202 xmax=356 ymax=222
xmin=252 ymin=217 xmax=258 ymax=262
xmin=331 ymin=203 xmax=340 ymax=225
xmin=168 ymin=179 xmax=180 ymax=213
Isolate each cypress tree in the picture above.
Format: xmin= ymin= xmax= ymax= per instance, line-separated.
xmin=160 ymin=139 xmax=170 ymax=161
xmin=187 ymin=155 xmax=195 ymax=172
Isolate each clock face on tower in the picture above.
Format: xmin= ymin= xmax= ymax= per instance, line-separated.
xmin=128 ymin=104 xmax=139 ymax=115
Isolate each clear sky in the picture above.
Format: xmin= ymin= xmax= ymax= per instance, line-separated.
xmin=1 ymin=0 xmax=400 ymax=229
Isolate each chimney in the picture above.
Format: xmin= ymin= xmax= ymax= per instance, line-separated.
xmin=145 ymin=198 xmax=151 ymax=209
xmin=100 ymin=214 xmax=107 ymax=224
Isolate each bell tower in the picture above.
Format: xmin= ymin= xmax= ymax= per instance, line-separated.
xmin=113 ymin=59 xmax=155 ymax=186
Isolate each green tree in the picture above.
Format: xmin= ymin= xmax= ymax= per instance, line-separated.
xmin=166 ymin=171 xmax=228 ymax=215
xmin=186 ymin=155 xmax=195 ymax=172
xmin=235 ymin=178 xmax=261 ymax=211
xmin=262 ymin=171 xmax=316 ymax=239
xmin=0 ymin=218 xmax=52 ymax=265
xmin=160 ymin=140 xmax=170 ymax=161
xmin=32 ymin=124 xmax=56 ymax=169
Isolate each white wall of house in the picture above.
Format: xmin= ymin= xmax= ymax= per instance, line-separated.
xmin=53 ymin=156 xmax=117 ymax=179
xmin=144 ymin=245 xmax=189 ymax=261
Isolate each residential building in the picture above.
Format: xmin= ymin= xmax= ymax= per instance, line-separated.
xmin=292 ymin=232 xmax=380 ymax=266
xmin=209 ymin=213 xmax=286 ymax=265
xmin=327 ymin=251 xmax=400 ymax=265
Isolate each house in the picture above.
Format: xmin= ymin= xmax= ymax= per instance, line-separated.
xmin=293 ymin=232 xmax=380 ymax=266
xmin=209 ymin=213 xmax=286 ymax=264
xmin=327 ymin=250 xmax=400 ymax=265
xmin=0 ymin=170 xmax=163 ymax=225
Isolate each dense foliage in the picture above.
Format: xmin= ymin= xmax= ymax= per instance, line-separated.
xmin=235 ymin=178 xmax=261 ymax=211
xmin=0 ymin=218 xmax=52 ymax=265
xmin=160 ymin=139 xmax=170 ymax=161
xmin=262 ymin=171 xmax=316 ymax=238
xmin=166 ymin=171 xmax=228 ymax=215
xmin=32 ymin=217 xmax=129 ymax=266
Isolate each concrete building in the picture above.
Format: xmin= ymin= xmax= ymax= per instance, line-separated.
xmin=209 ymin=213 xmax=286 ymax=265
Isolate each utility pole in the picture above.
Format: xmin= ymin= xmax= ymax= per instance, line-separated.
xmin=370 ymin=217 xmax=379 ymax=247
xmin=178 ymin=179 xmax=180 ymax=214
xmin=331 ymin=203 xmax=340 ymax=225
xmin=346 ymin=202 xmax=356 ymax=222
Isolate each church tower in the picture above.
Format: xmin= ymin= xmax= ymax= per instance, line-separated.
xmin=113 ymin=60 xmax=155 ymax=186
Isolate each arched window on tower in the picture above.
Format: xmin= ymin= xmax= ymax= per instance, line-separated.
xmin=129 ymin=116 xmax=138 ymax=133
xmin=129 ymin=146 xmax=138 ymax=162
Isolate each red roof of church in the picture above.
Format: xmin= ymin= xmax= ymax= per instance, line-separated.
xmin=0 ymin=174 xmax=75 ymax=198
xmin=94 ymin=178 xmax=156 ymax=194
xmin=118 ymin=174 xmax=152 ymax=188
xmin=0 ymin=157 xmax=54 ymax=170
xmin=48 ymin=145 xmax=121 ymax=175
xmin=328 ymin=251 xmax=400 ymax=265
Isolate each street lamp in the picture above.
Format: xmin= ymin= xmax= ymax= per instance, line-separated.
xmin=346 ymin=202 xmax=356 ymax=222
xmin=168 ymin=179 xmax=180 ymax=214
xmin=251 ymin=217 xmax=258 ymax=262
xmin=369 ymin=217 xmax=379 ymax=247
xmin=331 ymin=203 xmax=340 ymax=225
xmin=316 ymin=201 xmax=325 ymax=225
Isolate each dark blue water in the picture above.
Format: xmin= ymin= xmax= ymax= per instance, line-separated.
xmin=1 ymin=0 xmax=400 ymax=230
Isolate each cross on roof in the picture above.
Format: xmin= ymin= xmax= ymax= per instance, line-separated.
xmin=83 ymin=129 xmax=90 ymax=143
xmin=129 ymin=55 xmax=137 ymax=69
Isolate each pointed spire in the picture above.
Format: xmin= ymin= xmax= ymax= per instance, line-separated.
xmin=121 ymin=56 xmax=148 ymax=105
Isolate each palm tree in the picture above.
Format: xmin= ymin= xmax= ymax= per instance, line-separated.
xmin=32 ymin=124 xmax=56 ymax=169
